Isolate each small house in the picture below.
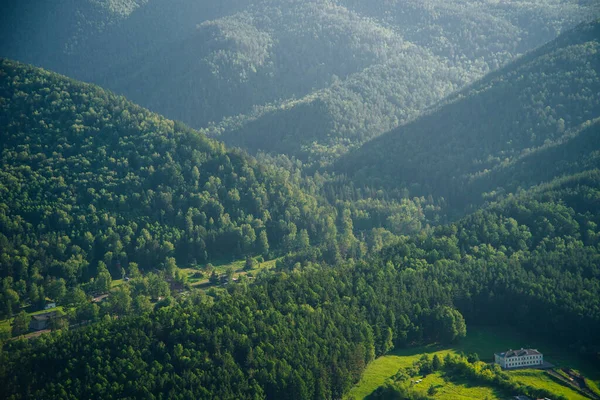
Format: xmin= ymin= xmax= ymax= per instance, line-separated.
xmin=29 ymin=311 xmax=59 ymax=331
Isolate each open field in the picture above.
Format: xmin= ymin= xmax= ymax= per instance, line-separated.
xmin=28 ymin=306 xmax=65 ymax=316
xmin=182 ymin=257 xmax=279 ymax=288
xmin=508 ymin=370 xmax=588 ymax=400
xmin=111 ymin=278 xmax=124 ymax=288
xmin=346 ymin=326 xmax=600 ymax=399
xmin=409 ymin=371 xmax=503 ymax=400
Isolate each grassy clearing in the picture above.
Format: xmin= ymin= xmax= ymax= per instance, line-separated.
xmin=29 ymin=306 xmax=64 ymax=316
xmin=182 ymin=257 xmax=279 ymax=288
xmin=346 ymin=325 xmax=600 ymax=400
xmin=586 ymin=378 xmax=600 ymax=397
xmin=346 ymin=326 xmax=516 ymax=399
xmin=410 ymin=371 xmax=503 ymax=400
xmin=111 ymin=279 xmax=124 ymax=288
xmin=346 ymin=346 xmax=452 ymax=399
xmin=508 ymin=370 xmax=588 ymax=400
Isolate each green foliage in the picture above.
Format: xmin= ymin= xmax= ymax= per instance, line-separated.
xmin=11 ymin=311 xmax=28 ymax=337
xmin=430 ymin=306 xmax=467 ymax=344
xmin=427 ymin=384 xmax=437 ymax=396
xmin=0 ymin=58 xmax=337 ymax=317
xmin=432 ymin=355 xmax=442 ymax=371
xmin=2 ymin=1 xmax=595 ymax=164
xmin=338 ymin=20 xmax=600 ymax=209
xmin=244 ymin=256 xmax=255 ymax=271
xmin=0 ymin=256 xmax=465 ymax=399
xmin=0 ymin=7 xmax=599 ymax=400
xmin=3 ymin=169 xmax=599 ymax=398
xmin=377 ymin=352 xmax=575 ymax=400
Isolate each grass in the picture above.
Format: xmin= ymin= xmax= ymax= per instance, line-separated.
xmin=508 ymin=370 xmax=588 ymax=400
xmin=409 ymin=371 xmax=503 ymax=400
xmin=182 ymin=257 xmax=279 ymax=288
xmin=346 ymin=326 xmax=515 ymax=399
xmin=111 ymin=279 xmax=124 ymax=288
xmin=346 ymin=346 xmax=456 ymax=399
xmin=346 ymin=325 xmax=600 ymax=400
xmin=586 ymin=378 xmax=600 ymax=397
xmin=28 ymin=306 xmax=64 ymax=316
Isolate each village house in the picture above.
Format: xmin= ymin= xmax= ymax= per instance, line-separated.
xmin=29 ymin=311 xmax=59 ymax=331
xmin=494 ymin=348 xmax=543 ymax=369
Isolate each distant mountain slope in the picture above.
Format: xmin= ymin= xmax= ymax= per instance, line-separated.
xmin=342 ymin=0 xmax=598 ymax=64
xmin=1 ymin=0 xmax=596 ymax=162
xmin=0 ymin=59 xmax=335 ymax=305
xmin=207 ymin=0 xmax=597 ymax=162
xmin=0 ymin=0 xmax=248 ymax=80
xmin=214 ymin=46 xmax=470 ymax=163
xmin=336 ymin=20 xmax=600 ymax=208
xmin=97 ymin=2 xmax=407 ymax=128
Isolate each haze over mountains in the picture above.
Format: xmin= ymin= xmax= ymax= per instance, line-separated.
xmin=1 ymin=2 xmax=600 ymax=399
xmin=337 ymin=19 xmax=600 ymax=209
xmin=2 ymin=0 xmax=598 ymax=162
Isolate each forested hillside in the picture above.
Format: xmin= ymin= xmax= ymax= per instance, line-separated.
xmin=0 ymin=59 xmax=340 ymax=317
xmin=0 ymin=0 xmax=249 ymax=81
xmin=337 ymin=19 xmax=600 ymax=209
xmin=2 ymin=4 xmax=600 ymax=399
xmin=213 ymin=0 xmax=598 ymax=163
xmin=1 ymin=166 xmax=598 ymax=399
xmin=1 ymin=0 xmax=596 ymax=163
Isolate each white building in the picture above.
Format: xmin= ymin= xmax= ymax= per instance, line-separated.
xmin=494 ymin=348 xmax=543 ymax=369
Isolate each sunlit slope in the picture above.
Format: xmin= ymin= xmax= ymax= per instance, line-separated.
xmin=336 ymin=20 xmax=600 ymax=208
xmin=0 ymin=58 xmax=334 ymax=286
xmin=1 ymin=0 xmax=596 ymax=162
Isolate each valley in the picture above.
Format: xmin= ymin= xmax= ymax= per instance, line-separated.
xmin=0 ymin=2 xmax=599 ymax=399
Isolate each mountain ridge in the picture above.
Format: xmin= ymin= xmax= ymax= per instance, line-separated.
xmin=335 ymin=19 xmax=600 ymax=210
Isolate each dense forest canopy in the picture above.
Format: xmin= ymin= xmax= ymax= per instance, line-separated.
xmin=1 ymin=0 xmax=597 ymax=163
xmin=0 ymin=59 xmax=343 ymax=317
xmin=211 ymin=0 xmax=599 ymax=163
xmin=1 ymin=166 xmax=599 ymax=399
xmin=336 ymin=19 xmax=600 ymax=210
xmin=1 ymin=2 xmax=600 ymax=400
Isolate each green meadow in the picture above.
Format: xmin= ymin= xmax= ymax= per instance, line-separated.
xmin=508 ymin=370 xmax=588 ymax=400
xmin=182 ymin=257 xmax=279 ymax=287
xmin=346 ymin=326 xmax=599 ymax=399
